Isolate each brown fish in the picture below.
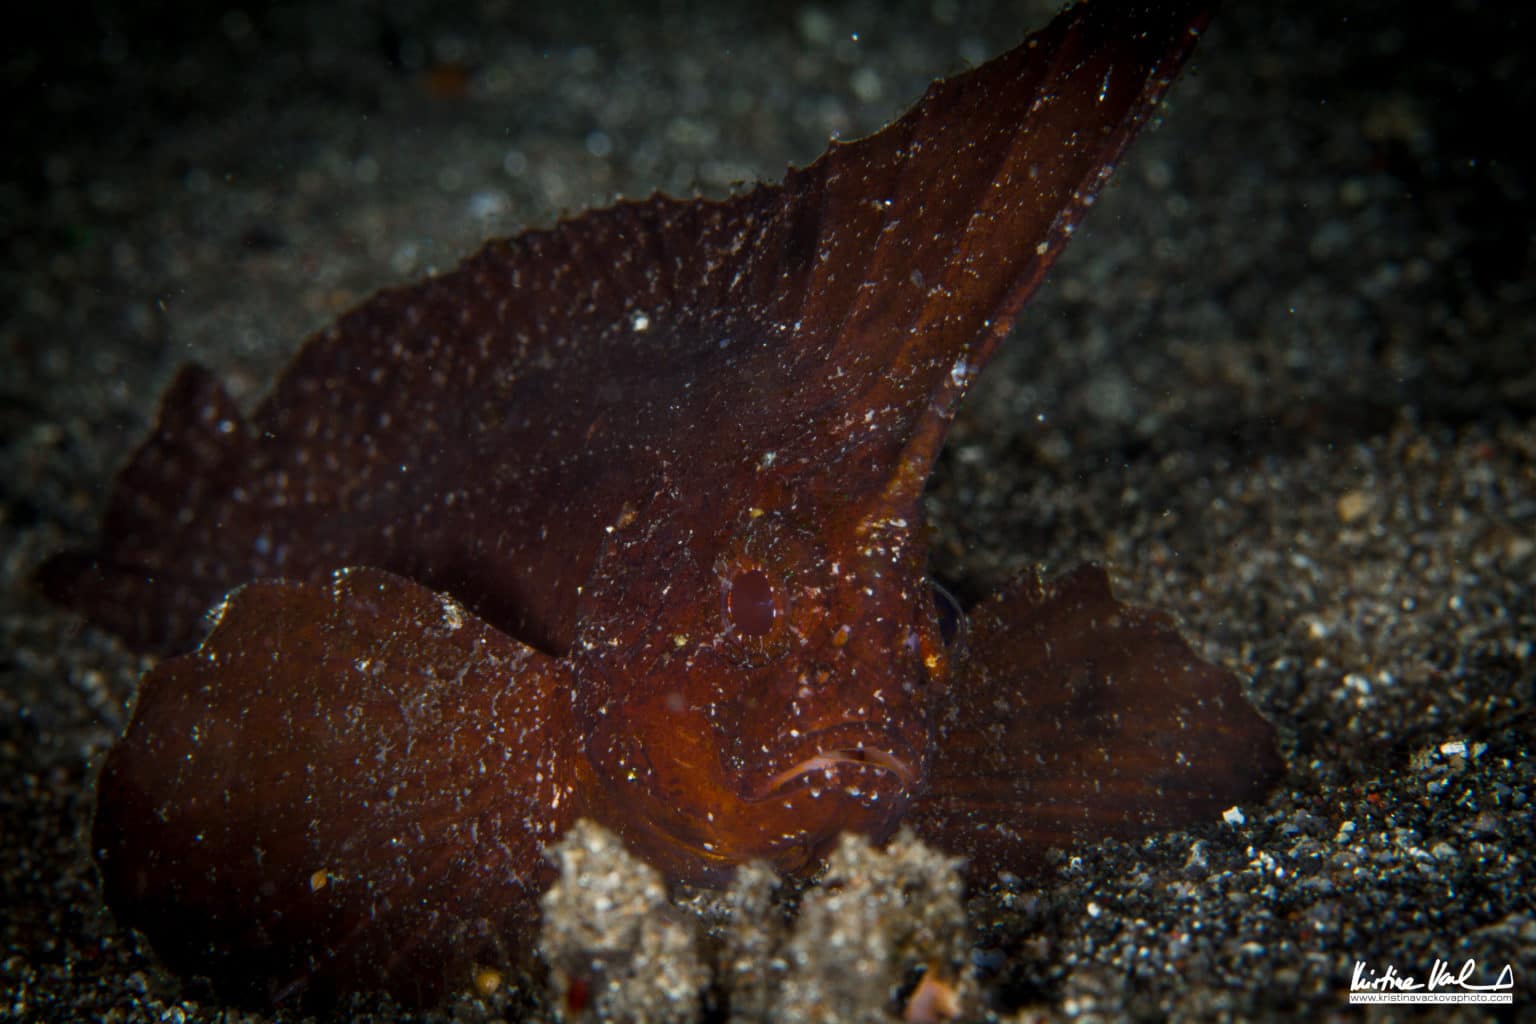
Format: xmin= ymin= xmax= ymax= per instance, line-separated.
xmin=42 ymin=0 xmax=1281 ymax=1008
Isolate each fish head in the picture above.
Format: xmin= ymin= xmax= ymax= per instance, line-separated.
xmin=571 ymin=470 xmax=950 ymax=885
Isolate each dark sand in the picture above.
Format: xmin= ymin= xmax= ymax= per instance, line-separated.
xmin=4 ymin=1 xmax=1531 ymax=1020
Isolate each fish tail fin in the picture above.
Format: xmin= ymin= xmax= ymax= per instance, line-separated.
xmin=37 ymin=364 xmax=252 ymax=652
xmin=906 ymin=564 xmax=1283 ymax=879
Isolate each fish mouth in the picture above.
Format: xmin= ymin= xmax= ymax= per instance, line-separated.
xmin=754 ymin=729 xmax=919 ymax=799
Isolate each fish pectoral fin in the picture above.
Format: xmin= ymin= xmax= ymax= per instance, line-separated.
xmin=93 ymin=566 xmax=580 ymax=1008
xmin=906 ymin=563 xmax=1283 ymax=880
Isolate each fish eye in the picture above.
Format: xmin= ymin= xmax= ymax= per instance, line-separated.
xmin=726 ymin=568 xmax=777 ymax=637
xmin=713 ymin=509 xmax=815 ymax=659
xmin=716 ymin=560 xmax=795 ymax=662
xmin=929 ymin=580 xmax=966 ymax=649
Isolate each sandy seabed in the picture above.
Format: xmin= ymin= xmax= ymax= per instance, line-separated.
xmin=4 ymin=2 xmax=1531 ymax=1020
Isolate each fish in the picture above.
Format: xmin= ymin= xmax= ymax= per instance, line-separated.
xmin=40 ymin=0 xmax=1282 ymax=1008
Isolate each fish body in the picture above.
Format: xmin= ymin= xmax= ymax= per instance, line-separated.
xmin=42 ymin=0 xmax=1281 ymax=1007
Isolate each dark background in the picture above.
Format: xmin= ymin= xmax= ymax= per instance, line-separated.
xmin=3 ymin=2 xmax=1532 ymax=1019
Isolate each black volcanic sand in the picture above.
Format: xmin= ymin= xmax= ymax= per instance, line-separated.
xmin=3 ymin=2 xmax=1532 ymax=1021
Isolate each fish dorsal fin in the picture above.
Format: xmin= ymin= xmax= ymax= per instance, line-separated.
xmin=38 ymin=365 xmax=252 ymax=649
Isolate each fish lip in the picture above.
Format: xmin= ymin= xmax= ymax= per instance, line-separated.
xmin=752 ymin=725 xmax=919 ymax=799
